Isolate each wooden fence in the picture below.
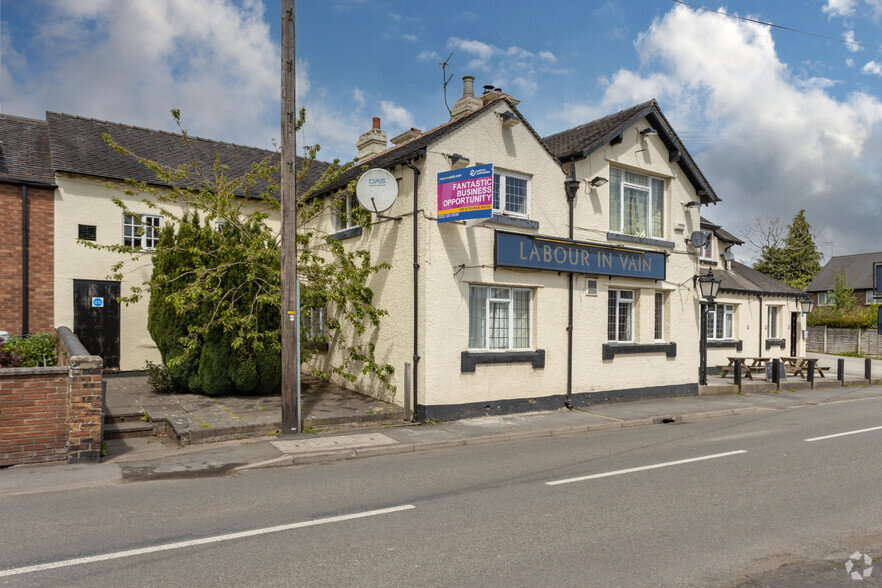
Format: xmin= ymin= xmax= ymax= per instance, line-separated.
xmin=807 ymin=326 xmax=882 ymax=356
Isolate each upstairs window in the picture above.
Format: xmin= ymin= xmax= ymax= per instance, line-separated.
xmin=609 ymin=167 xmax=664 ymax=239
xmin=469 ymin=285 xmax=531 ymax=350
xmin=123 ymin=214 xmax=161 ymax=250
xmin=492 ymin=172 xmax=530 ymax=217
xmin=335 ymin=193 xmax=360 ymax=231
xmin=700 ymin=231 xmax=713 ymax=260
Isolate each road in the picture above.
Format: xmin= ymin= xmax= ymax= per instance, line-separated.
xmin=3 ymin=395 xmax=882 ymax=586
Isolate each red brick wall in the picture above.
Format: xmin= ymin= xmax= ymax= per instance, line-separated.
xmin=0 ymin=366 xmax=103 ymax=467
xmin=0 ymin=369 xmax=69 ymax=466
xmin=0 ymin=182 xmax=55 ymax=336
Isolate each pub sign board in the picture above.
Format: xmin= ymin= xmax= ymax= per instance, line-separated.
xmin=495 ymin=231 xmax=666 ymax=281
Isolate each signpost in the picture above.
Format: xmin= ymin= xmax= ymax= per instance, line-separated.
xmin=437 ymin=163 xmax=493 ymax=223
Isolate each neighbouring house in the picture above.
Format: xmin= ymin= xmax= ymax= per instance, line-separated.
xmin=304 ymin=76 xmax=811 ymax=420
xmin=806 ymin=252 xmax=882 ymax=308
xmin=2 ymin=111 xmax=327 ymax=370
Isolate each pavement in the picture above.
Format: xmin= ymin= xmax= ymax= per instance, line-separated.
xmin=3 ymin=364 xmax=882 ymax=496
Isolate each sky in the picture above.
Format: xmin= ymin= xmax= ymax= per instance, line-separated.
xmin=2 ymin=0 xmax=882 ymax=262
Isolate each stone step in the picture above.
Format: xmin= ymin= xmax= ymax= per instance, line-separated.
xmin=104 ymin=420 xmax=155 ymax=440
xmin=104 ymin=410 xmax=146 ymax=425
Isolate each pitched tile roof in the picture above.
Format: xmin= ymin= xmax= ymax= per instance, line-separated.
xmin=45 ymin=112 xmax=328 ymax=197
xmin=314 ymin=96 xmax=563 ymax=196
xmin=705 ymin=261 xmax=805 ymax=297
xmin=701 ymin=216 xmax=744 ymax=245
xmin=542 ymin=99 xmax=720 ymax=205
xmin=0 ymin=114 xmax=56 ymax=187
xmin=805 ymin=251 xmax=882 ymax=292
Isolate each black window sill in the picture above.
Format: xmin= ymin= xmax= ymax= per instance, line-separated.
xmin=603 ymin=342 xmax=677 ymax=361
xmin=461 ymin=349 xmax=545 ymax=372
xmin=765 ymin=338 xmax=786 ymax=350
xmin=330 ymin=226 xmax=362 ymax=240
xmin=699 ymin=259 xmax=718 ymax=266
xmin=488 ymin=214 xmax=539 ymax=230
xmin=305 ymin=341 xmax=329 ymax=352
xmin=606 ymin=232 xmax=675 ymax=249
xmin=708 ymin=340 xmax=742 ymax=351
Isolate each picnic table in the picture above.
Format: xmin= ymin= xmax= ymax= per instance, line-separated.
xmin=781 ymin=357 xmax=831 ymax=378
xmin=716 ymin=357 xmax=770 ymax=380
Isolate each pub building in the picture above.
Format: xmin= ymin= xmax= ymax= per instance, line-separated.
xmin=308 ymin=77 xmax=806 ymax=420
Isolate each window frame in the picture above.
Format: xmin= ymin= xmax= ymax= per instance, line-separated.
xmin=818 ymin=292 xmax=832 ymax=306
xmin=699 ymin=231 xmax=714 ymax=260
xmin=334 ymin=192 xmax=360 ymax=231
xmin=609 ymin=167 xmax=665 ymax=239
xmin=767 ymin=305 xmax=779 ymax=339
xmin=123 ymin=213 xmax=161 ymax=250
xmin=468 ymin=285 xmax=533 ymax=351
xmin=654 ymin=291 xmax=665 ymax=342
xmin=707 ymin=303 xmax=734 ymax=341
xmin=866 ymin=290 xmax=882 ymax=305
xmin=301 ymin=306 xmax=325 ymax=342
xmin=608 ymin=289 xmax=635 ymax=343
xmin=492 ymin=171 xmax=531 ymax=218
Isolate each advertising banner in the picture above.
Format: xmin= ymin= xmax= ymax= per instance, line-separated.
xmin=437 ymin=163 xmax=493 ymax=223
xmin=495 ymin=231 xmax=667 ymax=281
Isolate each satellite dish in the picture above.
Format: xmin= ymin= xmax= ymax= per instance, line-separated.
xmin=356 ymin=168 xmax=398 ymax=213
xmin=723 ymin=250 xmax=735 ymax=262
xmin=689 ymin=231 xmax=708 ymax=248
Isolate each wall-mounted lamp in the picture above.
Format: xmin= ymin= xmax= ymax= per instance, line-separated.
xmin=500 ymin=111 xmax=521 ymax=127
xmin=588 ymin=176 xmax=609 ymax=188
xmin=683 ymin=201 xmax=701 ymax=208
xmin=448 ymin=153 xmax=470 ymax=169
xmin=639 ymin=128 xmax=659 ymax=137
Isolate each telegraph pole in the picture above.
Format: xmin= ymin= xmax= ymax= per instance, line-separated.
xmin=280 ymin=0 xmax=300 ymax=433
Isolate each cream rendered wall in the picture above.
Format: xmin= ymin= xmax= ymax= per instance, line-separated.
xmin=54 ymin=172 xmax=281 ymax=371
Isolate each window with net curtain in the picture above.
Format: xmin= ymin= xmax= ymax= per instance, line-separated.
xmin=609 ymin=167 xmax=664 ymax=238
xmin=469 ymin=286 xmax=531 ymax=349
xmin=706 ymin=303 xmax=734 ymax=340
xmin=607 ymin=289 xmax=634 ymax=342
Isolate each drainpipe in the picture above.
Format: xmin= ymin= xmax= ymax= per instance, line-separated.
xmin=21 ymin=185 xmax=29 ymax=336
xmin=405 ymin=158 xmax=422 ymax=422
xmin=564 ymin=163 xmax=582 ymax=410
xmin=757 ymin=295 xmax=763 ymax=356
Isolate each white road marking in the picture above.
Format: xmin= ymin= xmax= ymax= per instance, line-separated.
xmin=804 ymin=425 xmax=882 ymax=442
xmin=546 ymin=450 xmax=748 ymax=486
xmin=0 ymin=504 xmax=415 ymax=578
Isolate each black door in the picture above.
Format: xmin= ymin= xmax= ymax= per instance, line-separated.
xmin=73 ymin=280 xmax=121 ymax=369
xmin=790 ymin=312 xmax=799 ymax=356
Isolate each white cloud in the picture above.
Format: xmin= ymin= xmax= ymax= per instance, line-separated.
xmin=823 ymin=0 xmax=857 ymax=17
xmin=353 ymin=87 xmax=366 ymax=109
xmin=448 ymin=38 xmax=496 ymax=65
xmin=418 ymin=50 xmax=439 ymax=61
xmin=565 ymin=4 xmax=882 ymax=255
xmin=538 ymin=51 xmax=558 ymax=63
xmin=2 ymin=0 xmax=279 ymax=147
xmin=865 ymin=0 xmax=882 ymax=17
xmin=844 ymin=30 xmax=860 ymax=52
xmin=380 ymin=101 xmax=415 ymax=132
xmin=863 ymin=60 xmax=882 ymax=75
xmin=445 ymin=37 xmax=560 ymax=97
xmin=402 ymin=34 xmax=418 ymax=43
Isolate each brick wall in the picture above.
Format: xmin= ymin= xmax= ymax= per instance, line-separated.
xmin=0 ymin=182 xmax=55 ymax=336
xmin=0 ymin=328 xmax=104 ymax=467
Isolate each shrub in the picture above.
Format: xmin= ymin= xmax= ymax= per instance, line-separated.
xmin=144 ymin=360 xmax=177 ymax=394
xmin=2 ymin=333 xmax=58 ymax=367
xmin=0 ymin=347 xmax=23 ymax=368
xmin=807 ymin=305 xmax=878 ymax=329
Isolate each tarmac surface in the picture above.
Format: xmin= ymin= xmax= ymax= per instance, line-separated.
xmin=4 ymin=361 xmax=882 ymax=496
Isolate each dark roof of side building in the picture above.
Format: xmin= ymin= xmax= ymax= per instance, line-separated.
xmin=701 ymin=217 xmax=744 ymax=245
xmin=805 ymin=252 xmax=882 ymax=292
xmin=313 ymin=96 xmax=563 ymax=196
xmin=705 ymin=261 xmax=805 ymax=297
xmin=0 ymin=114 xmax=56 ymax=187
xmin=542 ymin=99 xmax=720 ymax=205
xmin=45 ymin=112 xmax=329 ymax=196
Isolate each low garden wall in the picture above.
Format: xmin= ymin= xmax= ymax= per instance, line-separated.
xmin=807 ymin=325 xmax=882 ymax=356
xmin=0 ymin=327 xmax=103 ymax=466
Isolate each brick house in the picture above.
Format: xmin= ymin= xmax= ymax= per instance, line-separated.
xmin=806 ymin=252 xmax=882 ymax=307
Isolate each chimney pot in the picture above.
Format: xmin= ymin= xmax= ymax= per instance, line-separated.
xmin=372 ymin=117 xmax=381 ymax=130
xmin=483 ymin=85 xmax=494 ymax=93
xmin=462 ymin=76 xmax=475 ymax=98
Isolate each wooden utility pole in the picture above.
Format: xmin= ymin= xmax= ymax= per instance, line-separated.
xmin=280 ymin=0 xmax=300 ymax=433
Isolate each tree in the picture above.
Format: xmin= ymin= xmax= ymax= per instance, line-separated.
xmin=751 ymin=210 xmax=823 ymax=289
xmin=832 ymin=269 xmax=857 ymax=310
xmin=83 ymin=109 xmax=394 ymax=396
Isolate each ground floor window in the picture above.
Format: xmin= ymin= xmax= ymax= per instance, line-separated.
xmin=608 ymin=289 xmax=634 ymax=342
xmin=654 ymin=291 xmax=665 ymax=341
xmin=123 ymin=213 xmax=161 ymax=249
xmin=707 ymin=303 xmax=734 ymax=340
xmin=469 ymin=285 xmax=531 ymax=350
xmin=767 ymin=305 xmax=779 ymax=339
xmin=301 ymin=306 xmax=325 ymax=341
